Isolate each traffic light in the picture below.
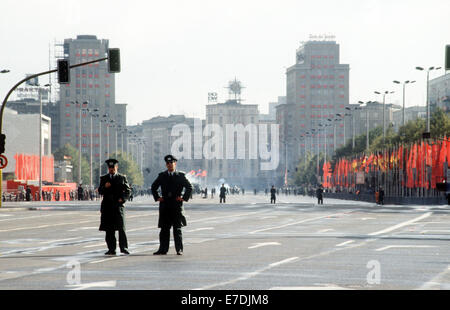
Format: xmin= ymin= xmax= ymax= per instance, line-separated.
xmin=446 ymin=45 xmax=450 ymax=71
xmin=108 ymin=48 xmax=121 ymax=73
xmin=0 ymin=134 xmax=5 ymax=154
xmin=57 ymin=59 xmax=70 ymax=84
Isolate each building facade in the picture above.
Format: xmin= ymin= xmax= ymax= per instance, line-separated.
xmin=58 ymin=35 xmax=126 ymax=167
xmin=392 ymin=105 xmax=426 ymax=131
xmin=429 ymin=73 xmax=450 ymax=112
xmin=282 ymin=39 xmax=350 ymax=180
xmin=205 ymin=99 xmax=260 ymax=189
xmin=140 ymin=115 xmax=205 ymax=187
xmin=2 ymin=108 xmax=51 ymax=178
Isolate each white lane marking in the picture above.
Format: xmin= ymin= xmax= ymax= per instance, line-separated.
xmin=368 ymin=212 xmax=432 ymax=236
xmin=128 ymin=227 xmax=152 ymax=232
xmin=0 ymin=212 xmax=77 ymax=222
xmin=250 ymin=213 xmax=343 ymax=234
xmin=83 ymin=243 xmax=105 ymax=248
xmin=248 ymin=242 xmax=281 ymax=249
xmin=419 ymin=266 xmax=450 ymax=289
xmin=68 ymin=227 xmax=97 ymax=232
xmin=336 ymin=240 xmax=354 ymax=247
xmin=186 ymin=227 xmax=214 ymax=232
xmin=375 ymin=245 xmax=437 ymax=252
xmin=420 ymin=230 xmax=450 ymax=234
xmin=0 ymin=214 xmax=12 ymax=217
xmin=361 ymin=217 xmax=376 ymax=221
xmin=317 ymin=229 xmax=334 ymax=233
xmin=66 ymin=280 xmax=117 ymax=290
xmin=0 ymin=219 xmax=94 ymax=232
xmin=89 ymin=256 xmax=123 ymax=264
xmin=190 ymin=210 xmax=270 ymax=224
xmin=260 ymin=216 xmax=277 ymax=219
xmin=194 ymin=257 xmax=299 ymax=290
xmin=270 ymin=285 xmax=352 ymax=290
xmin=39 ymin=237 xmax=79 ymax=244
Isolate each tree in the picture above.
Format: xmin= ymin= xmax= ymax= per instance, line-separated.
xmin=293 ymin=152 xmax=324 ymax=186
xmin=53 ymin=143 xmax=90 ymax=185
xmin=109 ymin=151 xmax=144 ymax=186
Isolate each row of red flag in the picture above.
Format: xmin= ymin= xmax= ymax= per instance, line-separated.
xmin=14 ymin=153 xmax=54 ymax=182
xmin=322 ymin=138 xmax=450 ymax=189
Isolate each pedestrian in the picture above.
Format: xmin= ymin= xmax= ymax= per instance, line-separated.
xmin=25 ymin=186 xmax=32 ymax=201
xmin=78 ymin=184 xmax=84 ymax=201
xmin=270 ymin=185 xmax=276 ymax=204
xmin=378 ymin=187 xmax=385 ymax=205
xmin=219 ymin=184 xmax=227 ymax=203
xmin=98 ymin=158 xmax=131 ymax=255
xmin=316 ymin=184 xmax=324 ymax=205
xmin=151 ymin=155 xmax=192 ymax=255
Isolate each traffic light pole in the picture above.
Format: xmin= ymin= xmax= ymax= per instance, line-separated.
xmin=0 ymin=57 xmax=107 ymax=208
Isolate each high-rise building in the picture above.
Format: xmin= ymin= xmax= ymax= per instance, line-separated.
xmin=282 ymin=38 xmax=350 ymax=178
xmin=57 ymin=35 xmax=126 ymax=171
xmin=429 ymin=73 xmax=450 ymax=112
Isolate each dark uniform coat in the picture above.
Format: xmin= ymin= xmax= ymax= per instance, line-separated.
xmin=270 ymin=187 xmax=276 ymax=198
xmin=219 ymin=186 xmax=227 ymax=198
xmin=98 ymin=173 xmax=131 ymax=231
xmin=316 ymin=187 xmax=324 ymax=198
xmin=151 ymin=170 xmax=192 ymax=228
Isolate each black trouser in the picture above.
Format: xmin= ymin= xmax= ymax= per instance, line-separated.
xmin=158 ymin=226 xmax=183 ymax=253
xmin=318 ymin=197 xmax=323 ymax=204
xmin=220 ymin=196 xmax=225 ymax=203
xmin=271 ymin=196 xmax=276 ymax=203
xmin=105 ymin=229 xmax=128 ymax=252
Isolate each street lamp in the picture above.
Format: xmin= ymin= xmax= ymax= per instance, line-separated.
xmin=345 ymin=106 xmax=362 ymax=149
xmin=38 ymin=83 xmax=50 ymax=201
xmin=393 ymin=80 xmax=416 ymax=127
xmin=358 ymin=101 xmax=371 ymax=151
xmin=100 ymin=114 xmax=110 ymax=175
xmin=71 ymin=100 xmax=89 ymax=185
xmin=319 ymin=123 xmax=332 ymax=162
xmin=416 ymin=66 xmax=442 ymax=134
xmin=86 ymin=108 xmax=99 ymax=188
xmin=374 ymin=90 xmax=394 ymax=145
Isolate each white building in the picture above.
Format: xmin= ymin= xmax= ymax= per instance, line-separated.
xmin=2 ymin=107 xmax=51 ymax=177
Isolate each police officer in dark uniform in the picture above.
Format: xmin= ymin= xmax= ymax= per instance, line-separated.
xmin=151 ymin=155 xmax=192 ymax=255
xmin=98 ymin=159 xmax=131 ymax=255
xmin=219 ymin=184 xmax=227 ymax=203
xmin=270 ymin=185 xmax=276 ymax=204
xmin=316 ymin=184 xmax=324 ymax=205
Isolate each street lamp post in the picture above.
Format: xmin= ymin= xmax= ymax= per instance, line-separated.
xmin=415 ymin=66 xmax=442 ymax=133
xmin=374 ymin=90 xmax=394 ymax=145
xmin=86 ymin=108 xmax=99 ymax=189
xmin=345 ymin=106 xmax=362 ymax=149
xmin=393 ymin=80 xmax=416 ymax=127
xmin=71 ymin=100 xmax=89 ymax=185
xmin=358 ymin=101 xmax=371 ymax=151
xmin=38 ymin=84 xmax=50 ymax=201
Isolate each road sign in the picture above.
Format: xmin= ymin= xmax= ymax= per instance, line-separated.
xmin=0 ymin=154 xmax=7 ymax=169
xmin=356 ymin=172 xmax=365 ymax=184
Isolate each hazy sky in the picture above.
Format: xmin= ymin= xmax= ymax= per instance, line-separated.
xmin=1 ymin=0 xmax=449 ymax=125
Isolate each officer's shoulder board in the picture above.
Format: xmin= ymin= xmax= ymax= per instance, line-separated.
xmin=177 ymin=171 xmax=186 ymax=176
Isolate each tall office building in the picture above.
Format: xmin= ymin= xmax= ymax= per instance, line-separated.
xmin=57 ymin=35 xmax=127 ymax=173
xmin=281 ymin=38 xmax=350 ymax=178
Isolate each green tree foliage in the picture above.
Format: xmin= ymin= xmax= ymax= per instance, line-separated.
xmin=53 ymin=143 xmax=90 ymax=185
xmin=293 ymin=152 xmax=324 ymax=186
xmin=109 ymin=152 xmax=144 ymax=186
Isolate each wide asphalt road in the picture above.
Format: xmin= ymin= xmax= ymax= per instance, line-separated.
xmin=0 ymin=193 xmax=449 ymax=290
